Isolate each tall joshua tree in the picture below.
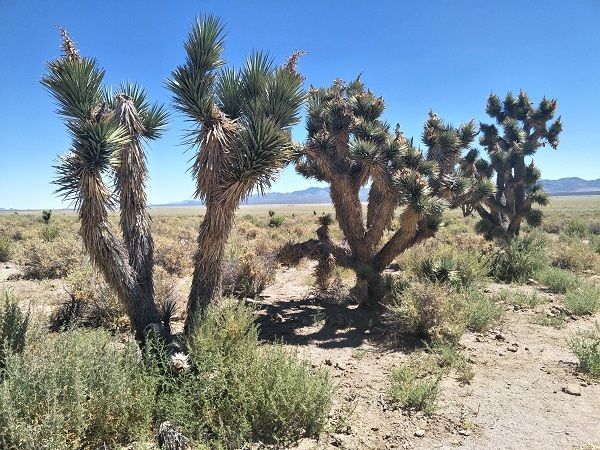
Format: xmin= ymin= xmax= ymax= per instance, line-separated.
xmin=43 ymin=29 xmax=168 ymax=341
xmin=280 ymin=78 xmax=487 ymax=307
xmin=466 ymin=92 xmax=562 ymax=238
xmin=167 ymin=17 xmax=304 ymax=329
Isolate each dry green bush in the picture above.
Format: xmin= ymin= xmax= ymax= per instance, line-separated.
xmin=490 ymin=233 xmax=547 ymax=283
xmin=20 ymin=236 xmax=81 ymax=279
xmin=0 ymin=291 xmax=29 ymax=371
xmin=50 ymin=264 xmax=125 ymax=332
xmin=40 ymin=224 xmax=60 ymax=242
xmin=565 ymin=283 xmax=600 ymax=316
xmin=590 ymin=235 xmax=600 ymax=254
xmin=268 ymin=215 xmax=285 ymax=228
xmin=154 ymin=235 xmax=193 ymax=276
xmin=223 ymin=251 xmax=277 ymax=299
xmin=0 ymin=330 xmax=155 ymax=450
xmin=563 ymin=219 xmax=589 ymax=238
xmin=568 ymin=324 xmax=600 ymax=378
xmin=0 ymin=235 xmax=13 ymax=262
xmin=464 ymin=289 xmax=503 ymax=331
xmin=549 ymin=237 xmax=600 ymax=273
xmin=389 ymin=361 xmax=440 ymax=415
xmin=536 ymin=266 xmax=580 ymax=293
xmin=151 ymin=302 xmax=333 ymax=447
xmin=385 ymin=281 xmax=466 ymax=343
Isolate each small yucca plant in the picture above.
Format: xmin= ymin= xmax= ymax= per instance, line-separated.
xmin=41 ymin=209 xmax=52 ymax=225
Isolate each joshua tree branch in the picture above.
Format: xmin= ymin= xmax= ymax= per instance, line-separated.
xmin=303 ymin=146 xmax=339 ymax=181
xmin=372 ymin=209 xmax=433 ymax=272
xmin=114 ymin=95 xmax=155 ymax=299
xmin=79 ymin=174 xmax=162 ymax=341
xmin=365 ymin=173 xmax=397 ymax=252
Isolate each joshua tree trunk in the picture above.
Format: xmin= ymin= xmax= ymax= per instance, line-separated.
xmin=115 ymin=95 xmax=155 ymax=305
xmin=168 ymin=18 xmax=305 ymax=331
xmin=79 ymin=176 xmax=162 ymax=341
xmin=186 ymin=199 xmax=237 ymax=331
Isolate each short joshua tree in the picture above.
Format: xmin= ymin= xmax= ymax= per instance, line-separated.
xmin=279 ymin=78 xmax=489 ymax=307
xmin=41 ymin=209 xmax=52 ymax=225
xmin=465 ymin=91 xmax=561 ymax=239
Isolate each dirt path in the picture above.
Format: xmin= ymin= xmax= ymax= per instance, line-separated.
xmin=258 ymin=266 xmax=600 ymax=450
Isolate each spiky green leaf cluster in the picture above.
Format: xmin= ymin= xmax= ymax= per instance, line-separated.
xmin=43 ymin=34 xmax=167 ymax=208
xmin=168 ymin=16 xmax=305 ymax=203
xmin=297 ymin=78 xmax=477 ymax=221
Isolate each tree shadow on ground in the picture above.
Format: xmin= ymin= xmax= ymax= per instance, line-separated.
xmin=253 ymin=294 xmax=423 ymax=353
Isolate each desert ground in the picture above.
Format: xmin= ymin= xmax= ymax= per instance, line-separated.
xmin=1 ymin=195 xmax=599 ymax=449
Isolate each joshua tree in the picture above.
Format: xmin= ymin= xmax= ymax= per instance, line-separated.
xmin=44 ymin=19 xmax=302 ymax=337
xmin=167 ymin=17 xmax=304 ymax=330
xmin=43 ymin=29 xmax=168 ymax=341
xmin=41 ymin=209 xmax=52 ymax=224
xmin=279 ymin=78 xmax=486 ymax=307
xmin=466 ymin=92 xmax=561 ymax=238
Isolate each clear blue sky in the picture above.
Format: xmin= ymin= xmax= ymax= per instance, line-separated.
xmin=1 ymin=0 xmax=599 ymax=209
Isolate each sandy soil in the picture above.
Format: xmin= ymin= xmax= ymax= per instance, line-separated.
xmin=1 ymin=261 xmax=599 ymax=450
xmin=257 ymin=266 xmax=600 ymax=450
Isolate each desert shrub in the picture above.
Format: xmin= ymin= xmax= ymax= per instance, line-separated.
xmin=563 ymin=219 xmax=589 ymax=238
xmin=464 ymin=290 xmax=503 ymax=332
xmin=268 ymin=215 xmax=285 ymax=228
xmin=424 ymin=341 xmax=474 ymax=384
xmin=0 ymin=292 xmax=29 ymax=371
xmin=568 ymin=324 xmax=600 ymax=378
xmin=20 ymin=236 xmax=80 ymax=279
xmin=564 ymin=283 xmax=600 ymax=316
xmin=589 ymin=220 xmax=600 ymax=235
xmin=0 ymin=235 xmax=12 ymax=262
xmin=154 ymin=235 xmax=193 ymax=276
xmin=237 ymin=221 xmax=261 ymax=240
xmin=389 ymin=362 xmax=440 ymax=415
xmin=50 ymin=265 xmax=125 ymax=332
xmin=549 ymin=238 xmax=600 ymax=272
xmin=503 ymin=290 xmax=543 ymax=309
xmin=385 ymin=282 xmax=466 ymax=343
xmin=490 ymin=233 xmax=547 ymax=283
xmin=40 ymin=224 xmax=60 ymax=242
xmin=590 ymin=235 xmax=600 ymax=254
xmin=222 ymin=251 xmax=277 ymax=299
xmin=536 ymin=266 xmax=579 ymax=293
xmin=0 ymin=330 xmax=156 ymax=450
xmin=152 ymin=302 xmax=333 ymax=447
xmin=533 ymin=312 xmax=566 ymax=329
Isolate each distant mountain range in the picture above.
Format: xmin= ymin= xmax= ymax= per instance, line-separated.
xmin=153 ymin=177 xmax=600 ymax=207
xmin=2 ymin=177 xmax=598 ymax=211
xmin=540 ymin=177 xmax=600 ymax=195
